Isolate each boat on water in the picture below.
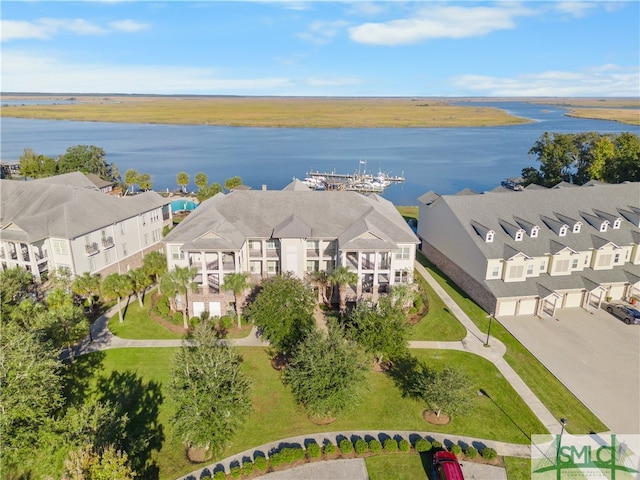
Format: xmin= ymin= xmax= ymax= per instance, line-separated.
xmin=305 ymin=161 xmax=404 ymax=194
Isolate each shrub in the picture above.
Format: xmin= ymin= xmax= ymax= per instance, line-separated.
xmin=482 ymin=447 xmax=498 ymax=460
xmin=415 ymin=438 xmax=432 ymax=453
xmin=229 ymin=466 xmax=242 ymax=479
xmin=408 ymin=307 xmax=418 ymax=314
xmin=324 ymin=442 xmax=336 ymax=455
xmin=354 ymin=438 xmax=368 ymax=455
xmin=432 ymin=440 xmax=443 ymax=450
xmin=339 ymin=439 xmax=353 ymax=455
xmin=213 ymin=471 xmax=226 ymax=480
xmin=269 ymin=452 xmax=284 ymax=467
xmin=383 ymin=438 xmax=398 ymax=453
xmin=399 ymin=439 xmax=411 ymax=452
xmin=306 ymin=442 xmax=321 ymax=458
xmin=254 ymin=456 xmax=268 ymax=471
xmin=465 ymin=446 xmax=478 ymax=459
xmin=201 ymin=476 xmax=211 ymax=480
xmin=242 ymin=461 xmax=254 ymax=475
xmin=369 ymin=439 xmax=382 ymax=454
xmin=155 ymin=296 xmax=170 ymax=316
xmin=280 ymin=447 xmax=305 ymax=463
xmin=219 ymin=315 xmax=233 ymax=329
xmin=450 ymin=444 xmax=462 ymax=456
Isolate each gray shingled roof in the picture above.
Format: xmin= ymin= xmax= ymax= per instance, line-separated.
xmin=164 ymin=188 xmax=419 ymax=250
xmin=1 ymin=177 xmax=169 ymax=242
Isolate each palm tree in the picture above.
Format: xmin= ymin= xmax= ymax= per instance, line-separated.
xmin=194 ymin=172 xmax=208 ymax=191
xmin=142 ymin=250 xmax=167 ymax=293
xmin=176 ymin=171 xmax=189 ymax=193
xmin=329 ymin=266 xmax=359 ymax=315
xmin=308 ymin=270 xmax=329 ymax=305
xmin=161 ymin=266 xmax=197 ymax=329
xmin=71 ymin=272 xmax=101 ymax=313
xmin=101 ymin=273 xmax=134 ymax=323
xmin=124 ymin=168 xmax=139 ymax=195
xmin=222 ymin=272 xmax=251 ymax=328
xmin=129 ymin=268 xmax=152 ymax=308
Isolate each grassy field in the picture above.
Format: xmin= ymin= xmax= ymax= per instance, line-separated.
xmin=565 ymin=108 xmax=640 ymax=126
xmin=75 ymin=344 xmax=543 ymax=479
xmin=416 ymin=253 xmax=608 ymax=435
xmin=0 ymin=96 xmax=533 ymax=128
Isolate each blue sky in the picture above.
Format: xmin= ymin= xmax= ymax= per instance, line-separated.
xmin=2 ymin=1 xmax=639 ymax=97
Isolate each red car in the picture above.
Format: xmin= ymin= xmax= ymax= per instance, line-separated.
xmin=433 ymin=450 xmax=465 ymax=480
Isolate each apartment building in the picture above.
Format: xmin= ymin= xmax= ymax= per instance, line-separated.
xmin=417 ymin=181 xmax=640 ymax=317
xmin=0 ymin=172 xmax=172 ymax=281
xmin=163 ymin=180 xmax=419 ymax=318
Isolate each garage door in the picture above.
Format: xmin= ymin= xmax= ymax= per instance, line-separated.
xmin=563 ymin=291 xmax=583 ymax=308
xmin=609 ymin=285 xmax=625 ymax=300
xmin=497 ymin=299 xmax=517 ymax=317
xmin=518 ymin=298 xmax=537 ymax=315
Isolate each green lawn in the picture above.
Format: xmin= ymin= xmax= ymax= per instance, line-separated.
xmin=74 ymin=344 xmax=541 ymax=479
xmin=366 ymin=453 xmax=427 ymax=480
xmin=416 ymin=253 xmax=608 ymax=434
xmin=107 ymin=294 xmax=184 ymax=340
xmin=410 ymin=271 xmax=467 ymax=341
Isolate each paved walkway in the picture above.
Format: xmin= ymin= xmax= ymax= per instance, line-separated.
xmin=71 ymin=264 xmax=571 ymax=478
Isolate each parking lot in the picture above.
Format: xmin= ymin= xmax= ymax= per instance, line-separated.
xmin=498 ymin=306 xmax=640 ymax=434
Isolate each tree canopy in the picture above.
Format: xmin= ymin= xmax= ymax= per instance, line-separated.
xmin=522 ymin=131 xmax=640 ymax=187
xmin=244 ymin=273 xmax=316 ymax=356
xmin=169 ymin=322 xmax=252 ymax=454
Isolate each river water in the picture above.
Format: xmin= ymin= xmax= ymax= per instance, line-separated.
xmin=1 ymin=101 xmax=637 ymax=205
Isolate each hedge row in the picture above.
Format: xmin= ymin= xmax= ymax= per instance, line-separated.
xmin=201 ymin=435 xmax=500 ymax=479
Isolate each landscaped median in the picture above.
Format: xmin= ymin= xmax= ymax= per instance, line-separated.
xmin=178 ymin=430 xmax=527 ymax=479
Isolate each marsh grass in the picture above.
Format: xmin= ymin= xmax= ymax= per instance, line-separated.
xmin=1 ymin=96 xmax=533 ymax=128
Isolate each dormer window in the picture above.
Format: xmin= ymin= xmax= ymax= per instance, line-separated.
xmin=559 ymin=225 xmax=568 ymax=237
xmin=600 ymin=222 xmax=608 ymax=233
xmin=572 ymin=222 xmax=582 ymax=233
xmin=531 ymin=226 xmax=539 ymax=238
xmin=486 ymin=231 xmax=494 ymax=243
xmin=515 ymin=230 xmax=524 ymax=241
xmin=613 ymin=219 xmax=621 ymax=229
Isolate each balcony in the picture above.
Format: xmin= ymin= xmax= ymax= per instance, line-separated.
xmin=101 ymin=236 xmax=114 ymax=248
xmin=85 ymin=242 xmax=99 ymax=255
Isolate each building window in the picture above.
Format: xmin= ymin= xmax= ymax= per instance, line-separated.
xmin=526 ymin=264 xmax=534 ymax=275
xmin=486 ymin=231 xmax=494 ymax=243
xmin=598 ymin=254 xmax=612 ymax=267
xmin=171 ymin=245 xmax=184 ymax=260
xmin=395 ymin=247 xmax=410 ymax=259
xmin=85 ymin=235 xmax=92 ymax=247
xmin=266 ymin=239 xmax=278 ymax=250
xmin=104 ymin=250 xmax=111 ymax=264
xmin=250 ymin=261 xmax=262 ymax=274
xmin=613 ymin=219 xmax=621 ymax=229
xmin=144 ymin=233 xmax=149 ymax=246
xmin=515 ymin=231 xmax=523 ymax=241
xmin=122 ymin=243 xmax=128 ymax=256
xmin=559 ymin=226 xmax=567 ymax=237
xmin=306 ymin=239 xmax=319 ymax=250
xmin=53 ymin=240 xmax=68 ymax=255
xmin=142 ymin=214 xmax=147 ymax=226
xmin=584 ymin=256 xmax=589 ymax=265
xmin=89 ymin=257 xmax=95 ymax=271
xmin=306 ymin=260 xmax=319 ymax=272
xmin=540 ymin=261 xmax=546 ymax=271
xmin=152 ymin=229 xmax=161 ymax=242
xmin=150 ymin=210 xmax=160 ymax=222
xmin=120 ymin=222 xmax=126 ymax=235
xmin=491 ymin=266 xmax=500 ymax=277
xmin=555 ymin=259 xmax=570 ymax=273
xmin=266 ymin=260 xmax=278 ymax=274
xmin=614 ymin=253 xmax=620 ymax=264
xmin=531 ymin=226 xmax=539 ymax=238
xmin=249 ymin=240 xmax=261 ymax=251
xmin=573 ymin=223 xmax=581 ymax=233
xmin=571 ymin=258 xmax=579 ymax=269
xmin=508 ymin=265 xmax=524 ymax=279
xmin=600 ymin=222 xmax=608 ymax=232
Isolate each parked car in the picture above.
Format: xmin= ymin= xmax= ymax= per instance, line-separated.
xmin=606 ymin=303 xmax=640 ymax=325
xmin=433 ymin=450 xmax=465 ymax=480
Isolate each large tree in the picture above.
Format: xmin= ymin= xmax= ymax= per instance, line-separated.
xmin=101 ymin=273 xmax=134 ymax=323
xmin=57 ymin=145 xmax=112 ymax=179
xmin=329 ymin=266 xmax=358 ymax=315
xmin=161 ymin=266 xmax=197 ymax=329
xmin=123 ymin=168 xmax=139 ymax=195
xmin=142 ymin=250 xmax=167 ymax=293
xmin=224 ymin=176 xmax=242 ymax=191
xmin=45 ymin=288 xmax=89 ymax=359
xmin=169 ymin=322 xmax=252 ymax=456
xmin=194 ymin=172 xmax=208 ymax=190
xmin=0 ymin=267 xmax=34 ymax=316
xmin=418 ymin=365 xmax=474 ymax=419
xmin=222 ymin=272 xmax=251 ymax=328
xmin=71 ymin=272 xmax=101 ymax=313
xmin=345 ymin=296 xmax=409 ymax=367
xmin=176 ymin=171 xmax=189 ymax=193
xmin=283 ymin=321 xmax=367 ymax=420
xmin=128 ymin=268 xmax=152 ymax=308
xmin=244 ymin=273 xmax=316 ymax=356
xmin=19 ymin=147 xmax=57 ymax=179
xmin=195 ymin=182 xmax=222 ymax=202
xmin=137 ymin=172 xmax=153 ymax=191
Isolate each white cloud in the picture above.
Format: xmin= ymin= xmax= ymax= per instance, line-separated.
xmin=349 ymin=3 xmax=536 ymax=46
xmin=305 ymin=76 xmax=361 ymax=87
xmin=1 ymin=17 xmax=148 ymax=42
xmin=297 ymin=19 xmax=349 ymax=45
xmin=1 ymin=50 xmax=294 ymax=94
xmin=552 ymin=1 xmax=598 ymax=18
xmin=451 ymin=65 xmax=640 ymax=97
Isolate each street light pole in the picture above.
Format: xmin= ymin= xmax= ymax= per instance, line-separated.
xmin=485 ymin=313 xmax=494 ymax=346
xmin=556 ymin=418 xmax=568 ymax=479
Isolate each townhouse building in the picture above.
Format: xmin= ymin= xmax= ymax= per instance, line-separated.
xmin=417 ymin=181 xmax=640 ymax=318
xmin=0 ymin=172 xmax=172 ymax=281
xmin=163 ymin=180 xmax=419 ymax=318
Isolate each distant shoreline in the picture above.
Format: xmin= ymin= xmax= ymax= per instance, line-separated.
xmin=1 ymin=94 xmax=637 ymax=127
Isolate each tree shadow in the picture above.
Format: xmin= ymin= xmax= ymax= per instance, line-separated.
xmin=61 ymin=350 xmax=106 ymax=406
xmin=478 ymin=388 xmax=531 ymax=442
xmin=385 ymin=354 xmax=426 ymax=400
xmin=96 ymin=370 xmax=165 ymax=479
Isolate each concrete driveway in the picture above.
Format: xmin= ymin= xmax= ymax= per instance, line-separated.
xmin=498 ymin=307 xmax=640 ymax=434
